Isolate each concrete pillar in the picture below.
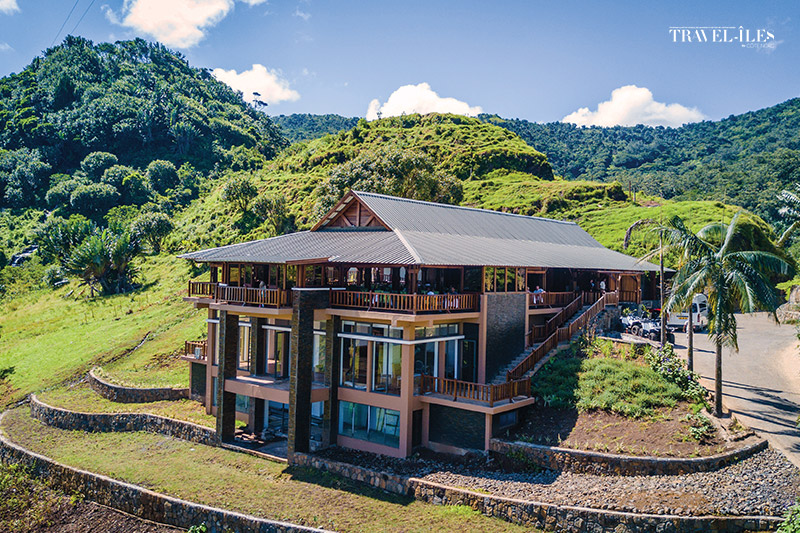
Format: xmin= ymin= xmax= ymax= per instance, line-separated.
xmin=215 ymin=310 xmax=239 ymax=443
xmin=399 ymin=324 xmax=415 ymax=456
xmin=288 ymin=288 xmax=330 ymax=461
xmin=322 ymin=315 xmax=341 ymax=449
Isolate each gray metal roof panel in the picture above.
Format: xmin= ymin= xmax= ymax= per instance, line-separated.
xmin=400 ymin=231 xmax=660 ymax=271
xmin=353 ymin=191 xmax=603 ymax=247
xmin=178 ymin=230 xmax=416 ymax=265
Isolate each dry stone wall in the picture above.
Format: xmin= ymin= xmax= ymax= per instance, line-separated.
xmin=490 ymin=438 xmax=769 ymax=476
xmin=88 ymin=368 xmax=190 ymax=403
xmin=30 ymin=395 xmax=216 ymax=446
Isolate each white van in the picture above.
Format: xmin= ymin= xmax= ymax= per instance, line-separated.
xmin=667 ymin=294 xmax=708 ymax=331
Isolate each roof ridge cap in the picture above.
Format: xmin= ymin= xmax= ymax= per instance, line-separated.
xmin=393 ymin=229 xmax=422 ymax=264
xmin=353 ymin=191 xmax=578 ymax=226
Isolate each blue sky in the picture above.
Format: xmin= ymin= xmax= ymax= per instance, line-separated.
xmin=0 ymin=0 xmax=797 ymax=124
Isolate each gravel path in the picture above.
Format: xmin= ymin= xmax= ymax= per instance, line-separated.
xmin=422 ymin=448 xmax=799 ymax=517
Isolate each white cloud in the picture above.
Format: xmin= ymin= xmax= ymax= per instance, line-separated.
xmin=0 ymin=42 xmax=12 ymax=52
xmin=293 ymin=7 xmax=310 ymax=20
xmin=366 ymin=83 xmax=482 ymax=120
xmin=562 ymin=85 xmax=705 ymax=127
xmin=108 ymin=0 xmax=265 ymax=48
xmin=0 ymin=0 xmax=19 ymax=14
xmin=212 ymin=64 xmax=300 ymax=105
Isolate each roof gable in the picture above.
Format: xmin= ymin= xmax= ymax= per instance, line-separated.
xmin=311 ymin=191 xmax=390 ymax=231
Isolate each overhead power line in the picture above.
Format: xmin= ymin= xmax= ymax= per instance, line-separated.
xmin=69 ymin=0 xmax=97 ymax=37
xmin=51 ymin=0 xmax=81 ymax=47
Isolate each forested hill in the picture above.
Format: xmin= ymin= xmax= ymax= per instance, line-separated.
xmin=272 ymin=100 xmax=800 ymax=228
xmin=272 ymin=114 xmax=360 ymax=144
xmin=0 ymin=36 xmax=286 ymax=209
xmin=482 ymin=99 xmax=800 ymax=228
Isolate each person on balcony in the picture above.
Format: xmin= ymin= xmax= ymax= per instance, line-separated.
xmin=532 ymin=285 xmax=545 ymax=304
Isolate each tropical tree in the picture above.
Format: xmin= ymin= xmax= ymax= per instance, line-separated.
xmin=664 ymin=212 xmax=792 ymax=416
xmin=66 ymin=230 xmax=140 ymax=295
xmin=222 ymin=174 xmax=258 ymax=214
xmin=130 ymin=212 xmax=174 ymax=253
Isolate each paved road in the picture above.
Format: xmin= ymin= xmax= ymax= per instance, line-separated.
xmin=672 ymin=313 xmax=800 ymax=468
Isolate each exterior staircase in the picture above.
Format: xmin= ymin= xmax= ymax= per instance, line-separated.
xmin=495 ymin=292 xmax=618 ymax=384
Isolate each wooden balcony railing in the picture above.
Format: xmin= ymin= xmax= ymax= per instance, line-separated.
xmin=529 ymin=291 xmax=577 ymax=308
xmin=215 ymin=285 xmax=292 ymax=307
xmin=188 ymin=281 xmax=217 ymax=298
xmin=510 ymin=291 xmax=619 ymax=381
xmin=187 ymin=281 xmax=292 ymax=308
xmin=527 ymin=293 xmax=583 ymax=345
xmin=419 ymin=375 xmax=531 ymax=407
xmin=184 ymin=340 xmax=207 ymax=361
xmin=330 ymin=291 xmax=478 ymax=314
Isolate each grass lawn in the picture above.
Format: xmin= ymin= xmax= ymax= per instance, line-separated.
xmin=2 ymin=408 xmax=533 ymax=533
xmin=37 ymin=383 xmax=215 ymax=428
xmin=513 ymin=339 xmax=727 ymax=457
xmin=0 ymin=255 xmax=206 ymax=406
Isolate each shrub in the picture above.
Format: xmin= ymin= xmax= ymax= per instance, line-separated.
xmin=222 ymin=174 xmax=258 ymax=214
xmin=69 ymin=183 xmax=120 ymax=216
xmin=101 ymin=164 xmax=135 ymax=188
xmin=42 ymin=264 xmax=66 ymax=288
xmin=45 ymin=178 xmax=85 ymax=209
xmin=779 ymin=501 xmax=800 ymax=533
xmin=130 ymin=212 xmax=174 ymax=253
xmin=146 ymin=160 xmax=179 ymax=193
xmin=80 ymin=151 xmax=118 ymax=181
xmin=121 ymin=170 xmax=152 ymax=204
xmin=683 ymin=413 xmax=715 ymax=442
xmin=644 ymin=343 xmax=707 ymax=404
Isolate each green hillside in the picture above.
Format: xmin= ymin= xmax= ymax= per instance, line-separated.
xmin=482 ymin=100 xmax=800 ymax=228
xmin=0 ymin=42 xmax=789 ymax=411
xmin=272 ymin=113 xmax=360 ymax=144
xmin=272 ymin=103 xmax=800 ymax=230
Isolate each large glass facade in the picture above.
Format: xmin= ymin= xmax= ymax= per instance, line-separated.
xmin=338 ymin=401 xmax=400 ymax=448
xmin=341 ymin=337 xmax=368 ymax=389
xmin=372 ymin=340 xmax=402 ymax=395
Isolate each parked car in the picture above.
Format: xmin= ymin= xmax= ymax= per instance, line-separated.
xmin=666 ymin=294 xmax=708 ymax=332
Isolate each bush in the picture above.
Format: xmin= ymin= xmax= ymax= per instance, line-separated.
xmin=42 ymin=264 xmax=66 ymax=288
xmin=222 ymin=174 xmax=258 ymax=214
xmin=644 ymin=343 xmax=707 ymax=403
xmin=121 ymin=170 xmax=152 ymax=204
xmin=69 ymin=183 xmax=120 ymax=216
xmin=146 ymin=160 xmax=178 ymax=193
xmin=101 ymin=164 xmax=135 ymax=188
xmin=45 ymin=178 xmax=86 ymax=209
xmin=80 ymin=151 xmax=118 ymax=181
xmin=779 ymin=501 xmax=800 ymax=533
xmin=130 ymin=212 xmax=174 ymax=253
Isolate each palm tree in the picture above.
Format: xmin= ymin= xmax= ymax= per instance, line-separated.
xmin=664 ymin=212 xmax=792 ymax=416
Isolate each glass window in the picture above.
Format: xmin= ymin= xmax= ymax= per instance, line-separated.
xmin=372 ymin=341 xmax=402 ymax=395
xmin=464 ymin=267 xmax=482 ymax=292
xmin=238 ymin=325 xmax=250 ymax=371
xmin=235 ymin=394 xmax=249 ymax=413
xmin=341 ymin=337 xmax=368 ymax=389
xmin=338 ymin=402 xmax=400 ymax=448
xmin=444 ymin=339 xmax=458 ymax=380
xmin=414 ymin=342 xmax=437 ymax=376
xmin=313 ymin=334 xmax=326 ymax=383
xmin=229 ymin=264 xmax=240 ymax=286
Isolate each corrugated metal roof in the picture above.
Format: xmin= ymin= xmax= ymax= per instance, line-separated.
xmin=354 ymin=191 xmax=602 ymax=247
xmin=401 ymin=231 xmax=660 ymax=271
xmin=178 ymin=230 xmax=416 ymax=265
xmin=178 ymin=191 xmax=659 ymax=272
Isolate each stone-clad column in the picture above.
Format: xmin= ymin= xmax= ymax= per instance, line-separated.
xmin=288 ymin=288 xmax=330 ymax=461
xmin=322 ymin=315 xmax=341 ymax=448
xmin=248 ymin=317 xmax=266 ymax=435
xmin=216 ymin=310 xmax=239 ymax=443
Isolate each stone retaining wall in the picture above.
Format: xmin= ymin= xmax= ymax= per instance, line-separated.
xmin=0 ymin=412 xmax=328 ymax=533
xmin=89 ymin=368 xmax=190 ymax=403
xmin=292 ymin=452 xmax=411 ymax=495
xmin=290 ymin=451 xmax=781 ymax=532
xmin=30 ymin=395 xmax=216 ymax=447
xmin=410 ymin=479 xmax=781 ymax=533
xmin=490 ymin=438 xmax=769 ymax=476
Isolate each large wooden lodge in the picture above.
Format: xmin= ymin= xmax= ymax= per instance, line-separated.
xmin=180 ymin=191 xmax=659 ymax=458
